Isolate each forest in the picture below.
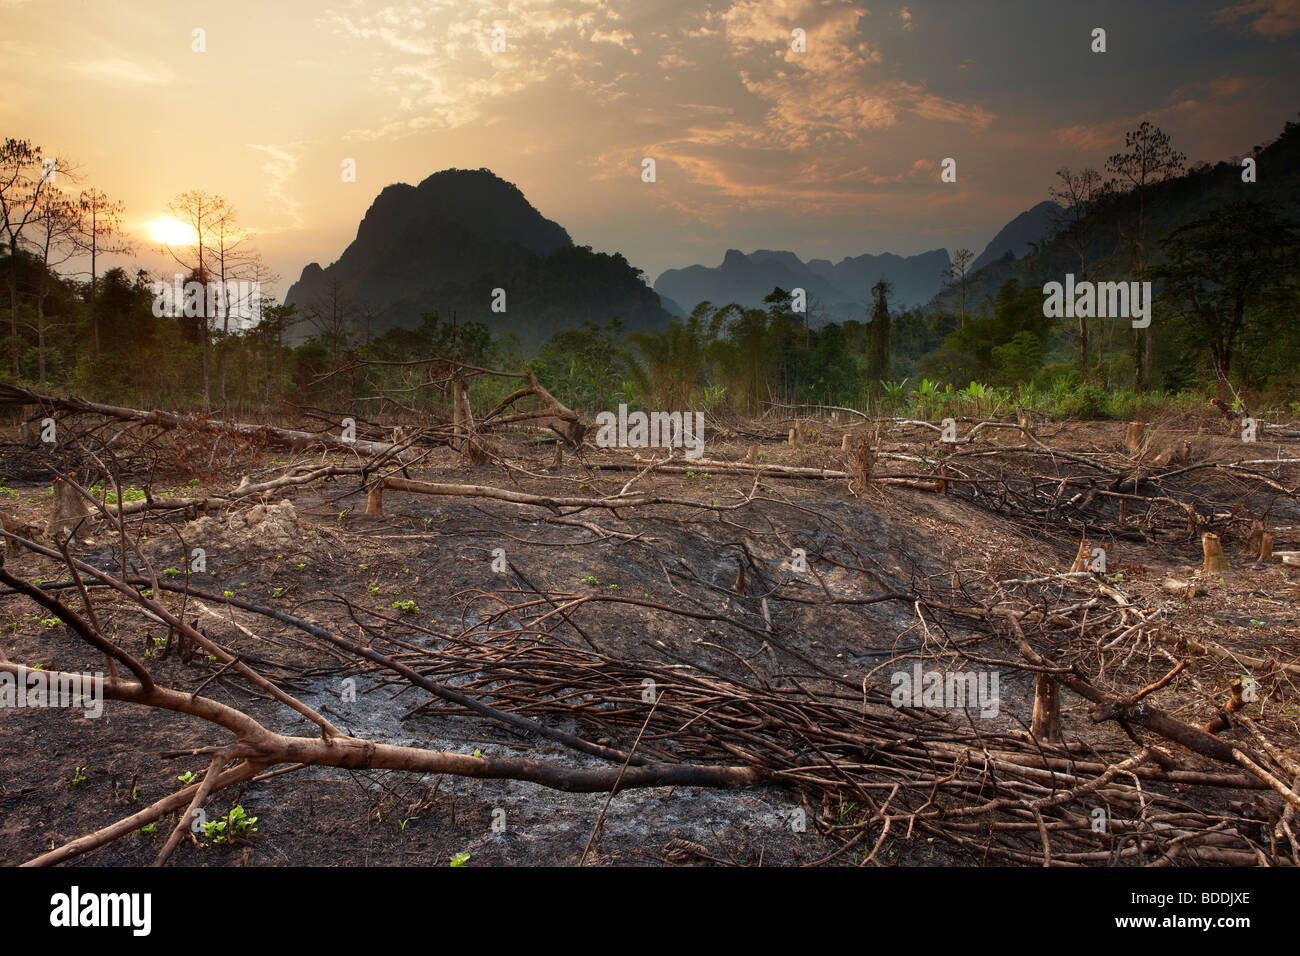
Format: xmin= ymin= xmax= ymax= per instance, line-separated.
xmin=3 ymin=118 xmax=1299 ymax=429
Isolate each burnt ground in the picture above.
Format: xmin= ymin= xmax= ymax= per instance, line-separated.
xmin=1 ymin=412 xmax=1298 ymax=866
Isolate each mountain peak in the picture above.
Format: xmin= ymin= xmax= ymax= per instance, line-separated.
xmin=972 ymin=200 xmax=1062 ymax=272
xmin=284 ymin=167 xmax=665 ymax=344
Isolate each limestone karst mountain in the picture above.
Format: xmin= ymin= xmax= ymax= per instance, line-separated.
xmin=285 ymin=167 xmax=670 ymax=346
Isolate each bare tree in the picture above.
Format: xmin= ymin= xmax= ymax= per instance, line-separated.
xmin=304 ymin=276 xmax=360 ymax=367
xmin=73 ymin=188 xmax=132 ymax=361
xmin=1106 ymin=122 xmax=1185 ymax=389
xmin=1049 ymin=168 xmax=1107 ymax=383
xmin=163 ymin=191 xmax=232 ymax=410
xmin=942 ymin=248 xmax=975 ymax=329
xmin=24 ymin=188 xmax=81 ymax=388
xmin=0 ymin=139 xmax=63 ymax=376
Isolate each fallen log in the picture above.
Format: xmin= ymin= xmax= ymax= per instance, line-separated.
xmin=0 ymin=384 xmax=418 ymax=462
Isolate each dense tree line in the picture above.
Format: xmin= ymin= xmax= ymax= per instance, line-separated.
xmin=3 ymin=120 xmax=1298 ymax=423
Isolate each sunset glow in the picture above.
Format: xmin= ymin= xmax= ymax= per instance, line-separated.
xmin=146 ymin=216 xmax=198 ymax=247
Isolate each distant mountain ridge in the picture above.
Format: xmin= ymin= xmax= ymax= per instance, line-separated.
xmin=285 ymin=168 xmax=670 ymax=346
xmin=654 ymin=247 xmax=952 ymax=324
xmin=949 ymin=115 xmax=1300 ymax=311
xmin=972 ymin=200 xmax=1062 ymax=271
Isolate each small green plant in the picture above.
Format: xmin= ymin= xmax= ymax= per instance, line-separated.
xmin=204 ymin=805 xmax=258 ymax=845
xmin=162 ymin=567 xmax=181 ymax=577
xmin=71 ymin=766 xmax=88 ymax=787
xmin=272 ymin=587 xmax=284 ymax=597
xmin=579 ymin=575 xmax=599 ymax=586
xmin=837 ymin=796 xmax=857 ymax=823
xmin=178 ymin=771 xmax=197 ymax=786
xmin=391 ymin=599 xmax=418 ymax=614
xmin=449 ymin=852 xmax=471 ymax=867
xmin=140 ymin=823 xmax=157 ymax=835
xmin=88 ymin=483 xmax=147 ymax=505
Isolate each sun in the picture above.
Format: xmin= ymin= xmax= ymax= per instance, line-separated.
xmin=146 ymin=216 xmax=198 ymax=246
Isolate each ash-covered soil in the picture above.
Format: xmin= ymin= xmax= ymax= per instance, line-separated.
xmin=2 ymin=415 xmax=1297 ymax=866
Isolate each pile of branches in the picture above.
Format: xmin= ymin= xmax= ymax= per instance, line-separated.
xmin=313 ymin=564 xmax=1299 ymax=866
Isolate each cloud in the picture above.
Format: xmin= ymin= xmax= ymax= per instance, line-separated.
xmin=1214 ymin=0 xmax=1300 ymax=36
xmin=75 ymin=58 xmax=174 ymax=86
xmin=247 ymin=143 xmax=305 ymax=230
xmin=719 ymin=0 xmax=991 ymax=150
xmin=1052 ymin=74 xmax=1262 ymax=153
xmin=322 ymin=0 xmax=636 ymax=138
xmin=320 ymin=0 xmax=994 ymax=222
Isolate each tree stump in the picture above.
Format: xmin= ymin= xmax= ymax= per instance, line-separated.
xmin=1201 ymin=532 xmax=1226 ymax=574
xmin=1123 ymin=421 xmax=1145 ymax=453
xmin=1016 ymin=407 xmax=1033 ymax=439
xmin=1243 ymin=519 xmax=1264 ymax=557
xmin=46 ymin=477 xmax=93 ymax=542
xmin=1070 ymin=538 xmax=1092 ymax=573
xmin=847 ymin=434 xmax=876 ymax=490
xmin=365 ymin=482 xmax=384 ymax=516
xmin=1031 ymin=674 xmax=1061 ymax=742
xmin=1258 ymin=532 xmax=1273 ymax=563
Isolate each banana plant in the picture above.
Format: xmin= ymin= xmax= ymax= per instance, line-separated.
xmin=880 ymin=378 xmax=909 ymax=415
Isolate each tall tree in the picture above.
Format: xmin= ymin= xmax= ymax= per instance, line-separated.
xmin=73 ymin=188 xmax=131 ymax=360
xmin=26 ymin=188 xmax=81 ymax=388
xmin=1106 ymin=122 xmax=1185 ymax=389
xmin=303 ymin=276 xmax=360 ymax=367
xmin=942 ymin=249 xmax=974 ymax=329
xmin=1048 ymin=168 xmax=1107 ymax=382
xmin=164 ymin=190 xmax=231 ymax=409
xmin=866 ymin=278 xmax=892 ymax=391
xmin=0 ymin=139 xmax=61 ymax=376
xmin=1153 ymin=200 xmax=1299 ymax=384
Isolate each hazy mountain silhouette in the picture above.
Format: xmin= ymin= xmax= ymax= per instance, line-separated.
xmin=971 ymin=200 xmax=1063 ymax=271
xmin=654 ymin=247 xmax=951 ymax=324
xmin=951 ymin=115 xmax=1300 ymax=308
xmin=285 ymin=168 xmax=670 ymax=347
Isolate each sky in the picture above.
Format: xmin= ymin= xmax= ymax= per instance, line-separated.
xmin=3 ymin=0 xmax=1298 ymax=301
